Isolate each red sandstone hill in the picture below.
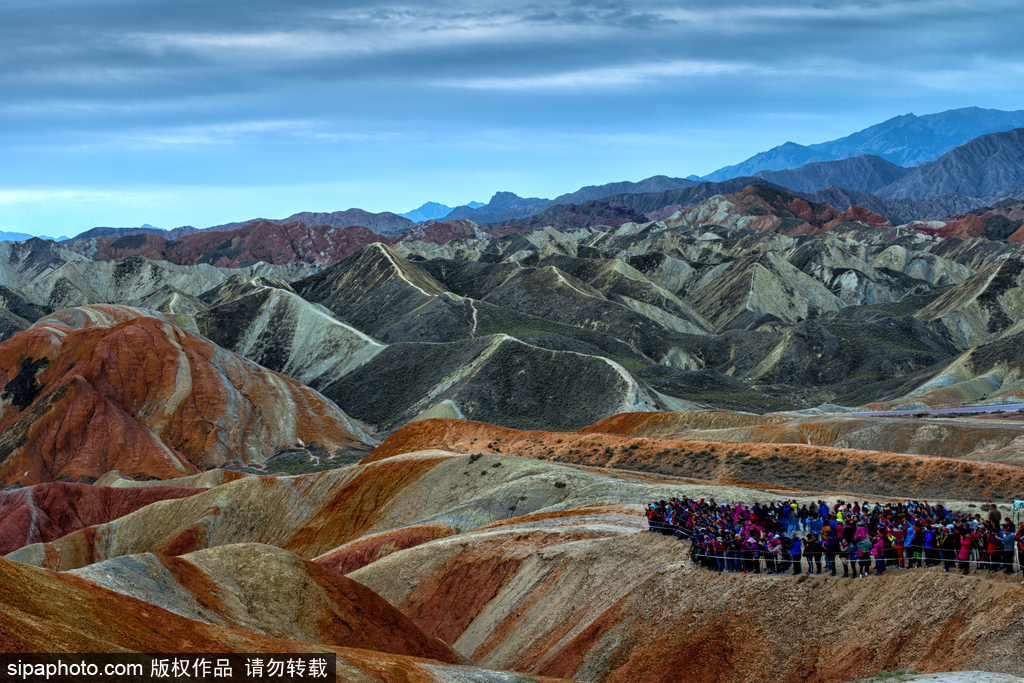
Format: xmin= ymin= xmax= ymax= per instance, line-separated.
xmin=0 ymin=482 xmax=206 ymax=554
xmin=664 ymin=185 xmax=891 ymax=235
xmin=364 ymin=417 xmax=1024 ymax=501
xmin=64 ymin=217 xmax=538 ymax=269
xmin=398 ymin=219 xmax=533 ymax=245
xmin=723 ymin=185 xmax=892 ymax=234
xmin=898 ymin=201 xmax=1024 ymax=240
xmin=0 ymin=305 xmax=372 ymax=487
xmin=67 ymin=220 xmax=391 ymax=267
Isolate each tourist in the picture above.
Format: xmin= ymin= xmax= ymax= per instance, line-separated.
xmin=644 ymin=496 xmax=1017 ymax=578
xmin=789 ymin=533 xmax=803 ymax=575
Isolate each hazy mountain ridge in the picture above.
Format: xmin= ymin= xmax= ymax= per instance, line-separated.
xmin=703 ymin=107 xmax=1024 ymax=181
xmin=876 ymin=128 xmax=1024 ymax=200
xmin=208 ymin=209 xmax=414 ymax=237
xmin=50 ymin=107 xmax=1024 ymax=249
xmin=753 ymin=155 xmax=912 ymax=194
xmin=443 ymin=176 xmax=698 ymax=225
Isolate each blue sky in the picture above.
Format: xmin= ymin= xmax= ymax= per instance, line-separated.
xmin=1 ymin=0 xmax=1022 ymax=236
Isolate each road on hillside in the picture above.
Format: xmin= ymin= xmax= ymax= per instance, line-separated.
xmin=845 ymin=403 xmax=1024 ymax=417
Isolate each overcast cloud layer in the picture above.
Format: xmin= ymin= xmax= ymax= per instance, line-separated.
xmin=1 ymin=0 xmax=1022 ymax=235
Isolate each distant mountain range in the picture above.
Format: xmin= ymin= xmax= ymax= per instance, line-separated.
xmin=441 ymin=176 xmax=696 ymax=224
xmin=206 ymin=209 xmax=414 ymax=237
xmin=752 ymin=155 xmax=911 ymax=195
xmin=703 ymin=106 xmax=1024 ymax=181
xmin=874 ymin=127 xmax=1024 ymax=200
xmin=39 ymin=106 xmax=1024 ymax=246
xmin=0 ymin=230 xmax=69 ymax=242
xmin=400 ymin=201 xmax=484 ymax=223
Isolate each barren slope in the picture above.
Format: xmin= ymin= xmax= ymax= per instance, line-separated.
xmin=0 ymin=306 xmax=372 ymax=486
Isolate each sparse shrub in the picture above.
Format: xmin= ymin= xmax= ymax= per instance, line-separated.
xmin=469 ymin=453 xmax=483 ymax=463
xmin=554 ymin=481 xmax=567 ymax=489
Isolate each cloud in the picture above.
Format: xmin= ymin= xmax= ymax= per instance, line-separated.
xmin=0 ymin=0 xmax=1021 ymax=236
xmin=436 ymin=59 xmax=761 ymax=90
xmin=0 ymin=187 xmax=170 ymax=207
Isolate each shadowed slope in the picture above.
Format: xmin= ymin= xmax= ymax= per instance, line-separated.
xmin=294 ymin=242 xmax=452 ymax=340
xmin=915 ymin=258 xmax=1024 ymax=349
xmin=685 ymin=252 xmax=842 ymax=332
xmin=323 ymin=334 xmax=674 ymax=432
xmin=196 ymin=281 xmax=385 ymax=390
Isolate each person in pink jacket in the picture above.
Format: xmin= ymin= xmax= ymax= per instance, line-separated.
xmin=871 ymin=535 xmax=886 ymax=575
xmin=958 ymin=533 xmax=973 ymax=575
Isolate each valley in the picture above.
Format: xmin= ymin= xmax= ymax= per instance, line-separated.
xmin=2 ymin=111 xmax=1024 ymax=682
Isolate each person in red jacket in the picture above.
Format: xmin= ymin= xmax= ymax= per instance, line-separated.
xmin=1016 ymin=523 xmax=1024 ymax=582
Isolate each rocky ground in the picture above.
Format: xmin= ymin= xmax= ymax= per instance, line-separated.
xmin=1 ymin=436 xmax=1022 ymax=682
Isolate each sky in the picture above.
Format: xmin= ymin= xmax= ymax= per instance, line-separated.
xmin=1 ymin=0 xmax=1022 ymax=237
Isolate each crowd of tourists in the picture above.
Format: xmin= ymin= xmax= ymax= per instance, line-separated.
xmin=646 ymin=497 xmax=1024 ymax=581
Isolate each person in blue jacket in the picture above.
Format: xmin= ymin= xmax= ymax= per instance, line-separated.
xmin=789 ymin=532 xmax=803 ymax=575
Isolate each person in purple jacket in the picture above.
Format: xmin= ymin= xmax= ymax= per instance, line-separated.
xmin=743 ymin=536 xmax=759 ymax=574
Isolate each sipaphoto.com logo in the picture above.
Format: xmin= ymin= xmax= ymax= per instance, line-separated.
xmin=7 ymin=659 xmax=142 ymax=680
xmin=0 ymin=654 xmax=336 ymax=682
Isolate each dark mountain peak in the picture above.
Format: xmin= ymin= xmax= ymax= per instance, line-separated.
xmin=445 ymin=192 xmax=548 ymax=221
xmin=488 ymin=191 xmax=527 ymax=208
